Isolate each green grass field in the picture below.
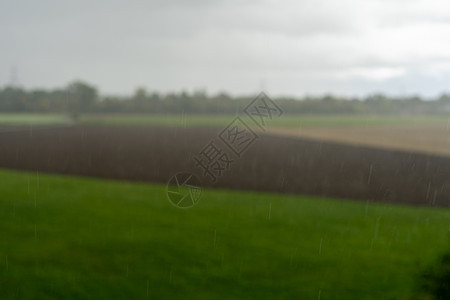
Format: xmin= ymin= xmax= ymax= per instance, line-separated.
xmin=0 ymin=114 xmax=71 ymax=126
xmin=80 ymin=113 xmax=450 ymax=129
xmin=0 ymin=112 xmax=449 ymax=129
xmin=0 ymin=169 xmax=448 ymax=299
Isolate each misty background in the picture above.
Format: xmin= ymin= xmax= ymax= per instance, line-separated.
xmin=2 ymin=0 xmax=450 ymax=98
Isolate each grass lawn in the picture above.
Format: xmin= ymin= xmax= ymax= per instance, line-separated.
xmin=0 ymin=112 xmax=448 ymax=129
xmin=0 ymin=114 xmax=71 ymax=126
xmin=0 ymin=169 xmax=448 ymax=299
xmin=80 ymin=113 xmax=450 ymax=129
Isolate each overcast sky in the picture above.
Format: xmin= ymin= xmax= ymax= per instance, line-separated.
xmin=1 ymin=0 xmax=450 ymax=97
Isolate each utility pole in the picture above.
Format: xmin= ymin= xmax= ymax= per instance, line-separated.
xmin=9 ymin=65 xmax=19 ymax=87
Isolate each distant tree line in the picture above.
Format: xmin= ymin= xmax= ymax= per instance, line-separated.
xmin=2 ymin=80 xmax=450 ymax=115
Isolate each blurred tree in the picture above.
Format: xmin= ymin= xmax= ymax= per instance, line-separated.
xmin=3 ymin=79 xmax=450 ymax=115
xmin=65 ymin=80 xmax=98 ymax=121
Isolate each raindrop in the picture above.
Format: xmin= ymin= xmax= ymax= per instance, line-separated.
xmin=367 ymin=163 xmax=373 ymax=184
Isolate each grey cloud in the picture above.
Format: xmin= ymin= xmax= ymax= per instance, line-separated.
xmin=1 ymin=0 xmax=450 ymax=97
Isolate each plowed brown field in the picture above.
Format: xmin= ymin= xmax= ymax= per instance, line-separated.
xmin=0 ymin=125 xmax=449 ymax=207
xmin=269 ymin=123 xmax=450 ymax=157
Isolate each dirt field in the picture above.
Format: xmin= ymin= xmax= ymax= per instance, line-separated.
xmin=269 ymin=123 xmax=450 ymax=157
xmin=0 ymin=125 xmax=449 ymax=207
